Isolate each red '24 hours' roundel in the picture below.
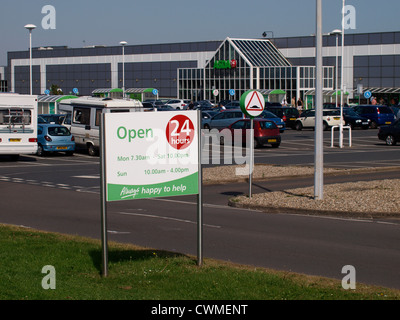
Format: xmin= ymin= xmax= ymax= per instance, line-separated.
xmin=165 ymin=115 xmax=195 ymax=150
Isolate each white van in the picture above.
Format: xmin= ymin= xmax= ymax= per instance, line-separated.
xmin=59 ymin=96 xmax=144 ymax=156
xmin=0 ymin=93 xmax=38 ymax=160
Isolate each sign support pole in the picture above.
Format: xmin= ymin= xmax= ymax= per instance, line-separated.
xmin=197 ymin=110 xmax=203 ymax=266
xmin=249 ymin=117 xmax=254 ymax=198
xmin=100 ymin=113 xmax=109 ymax=277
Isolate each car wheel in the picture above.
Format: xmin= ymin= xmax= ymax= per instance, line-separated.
xmin=295 ymin=121 xmax=303 ymax=131
xmin=37 ymin=145 xmax=45 ymax=157
xmin=66 ymin=151 xmax=74 ymax=156
xmin=386 ymin=135 xmax=396 ymax=146
xmin=254 ymin=138 xmax=261 ymax=148
xmin=323 ymin=121 xmax=329 ymax=131
xmin=88 ymin=144 xmax=97 ymax=156
xmin=370 ymin=121 xmax=377 ymax=129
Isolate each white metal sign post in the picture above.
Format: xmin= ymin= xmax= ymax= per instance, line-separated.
xmin=99 ymin=110 xmax=202 ymax=276
xmin=240 ymin=90 xmax=265 ymax=198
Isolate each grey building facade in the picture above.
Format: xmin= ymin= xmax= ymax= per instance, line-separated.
xmin=5 ymin=31 xmax=400 ymax=104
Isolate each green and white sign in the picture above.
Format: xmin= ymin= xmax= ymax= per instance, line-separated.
xmin=240 ymin=90 xmax=265 ymax=118
xmin=104 ymin=111 xmax=199 ymax=201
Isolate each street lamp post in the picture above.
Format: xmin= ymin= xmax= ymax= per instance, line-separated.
xmin=24 ymin=24 xmax=36 ymax=95
xmin=315 ymin=0 xmax=323 ymax=200
xmin=340 ymin=0 xmax=346 ymax=148
xmin=120 ymin=41 xmax=127 ymax=98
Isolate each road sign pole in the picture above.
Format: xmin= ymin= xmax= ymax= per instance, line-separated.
xmin=100 ymin=113 xmax=109 ymax=277
xmin=315 ymin=0 xmax=324 ymax=200
xmin=249 ymin=117 xmax=254 ymax=198
xmin=197 ymin=110 xmax=203 ymax=267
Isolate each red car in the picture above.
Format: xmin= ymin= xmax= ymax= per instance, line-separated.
xmin=220 ymin=118 xmax=281 ymax=148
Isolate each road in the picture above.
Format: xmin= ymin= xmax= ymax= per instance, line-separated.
xmin=0 ymin=128 xmax=399 ymax=290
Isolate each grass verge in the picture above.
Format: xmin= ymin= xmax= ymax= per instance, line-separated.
xmin=0 ymin=224 xmax=399 ymax=300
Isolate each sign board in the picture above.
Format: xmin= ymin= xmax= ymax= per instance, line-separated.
xmin=364 ymin=90 xmax=372 ymax=99
xmin=103 ymin=111 xmax=199 ymax=201
xmin=152 ymin=89 xmax=158 ymax=96
xmin=240 ymin=90 xmax=265 ymax=118
xmin=44 ymin=89 xmax=50 ymax=95
xmin=73 ymin=88 xmax=79 ymax=94
xmin=213 ymin=89 xmax=219 ymax=97
xmin=229 ymin=89 xmax=235 ymax=96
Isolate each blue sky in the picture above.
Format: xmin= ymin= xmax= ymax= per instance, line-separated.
xmin=1 ymin=0 xmax=399 ymax=65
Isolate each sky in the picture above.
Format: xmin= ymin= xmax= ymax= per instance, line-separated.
xmin=1 ymin=0 xmax=400 ymax=66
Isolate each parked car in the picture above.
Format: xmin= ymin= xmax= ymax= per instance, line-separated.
xmin=342 ymin=107 xmax=370 ymax=129
xmin=256 ymin=110 xmax=286 ymax=132
xmin=352 ymin=105 xmax=395 ymax=129
xmin=223 ymin=100 xmax=241 ymax=109
xmin=265 ymin=106 xmax=299 ymax=129
xmin=166 ymin=99 xmax=191 ymax=110
xmin=295 ymin=109 xmax=341 ymax=131
xmin=37 ymin=124 xmax=75 ymax=156
xmin=220 ymin=118 xmax=281 ymax=148
xmin=193 ymin=100 xmax=214 ymax=110
xmin=378 ymin=120 xmax=400 ymax=146
xmin=202 ymin=109 xmax=244 ymax=130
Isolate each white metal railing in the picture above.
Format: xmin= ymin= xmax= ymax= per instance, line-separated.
xmin=331 ymin=125 xmax=352 ymax=148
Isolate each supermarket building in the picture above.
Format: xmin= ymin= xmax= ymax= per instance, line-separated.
xmin=4 ymin=31 xmax=400 ymax=108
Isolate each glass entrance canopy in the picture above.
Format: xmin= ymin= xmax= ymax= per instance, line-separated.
xmin=178 ymin=37 xmax=334 ymax=105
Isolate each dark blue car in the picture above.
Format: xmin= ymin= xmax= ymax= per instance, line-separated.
xmin=37 ymin=124 xmax=75 ymax=156
xmin=352 ymin=105 xmax=395 ymax=129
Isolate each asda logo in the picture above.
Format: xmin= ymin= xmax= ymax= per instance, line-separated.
xmin=213 ymin=59 xmax=237 ymax=69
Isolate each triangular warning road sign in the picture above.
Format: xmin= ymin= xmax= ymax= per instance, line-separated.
xmin=245 ymin=91 xmax=264 ymax=111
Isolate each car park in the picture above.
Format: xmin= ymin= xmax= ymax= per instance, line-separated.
xmin=295 ymin=109 xmax=341 ymax=131
xmin=352 ymin=105 xmax=395 ymax=129
xmin=166 ymin=99 xmax=191 ymax=110
xmin=342 ymin=107 xmax=370 ymax=129
xmin=220 ymin=118 xmax=281 ymax=148
xmin=202 ymin=109 xmax=244 ymax=130
xmin=257 ymin=110 xmax=286 ymax=132
xmin=378 ymin=120 xmax=400 ymax=146
xmin=265 ymin=106 xmax=299 ymax=129
xmin=37 ymin=123 xmax=75 ymax=156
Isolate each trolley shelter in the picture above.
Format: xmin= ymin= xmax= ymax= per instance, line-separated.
xmin=99 ymin=110 xmax=202 ymax=276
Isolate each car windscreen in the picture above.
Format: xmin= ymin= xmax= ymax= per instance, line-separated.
xmin=48 ymin=126 xmax=71 ymax=136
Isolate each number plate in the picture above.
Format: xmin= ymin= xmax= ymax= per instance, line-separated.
xmin=385 ymin=122 xmax=391 ymax=124
xmin=56 ymin=146 xmax=68 ymax=150
xmin=334 ymin=117 xmax=340 ymax=120
xmin=9 ymin=138 xmax=21 ymax=142
xmin=268 ymin=139 xmax=277 ymax=143
xmin=290 ymin=118 xmax=297 ymax=120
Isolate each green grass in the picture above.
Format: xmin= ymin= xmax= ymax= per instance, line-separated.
xmin=0 ymin=224 xmax=399 ymax=300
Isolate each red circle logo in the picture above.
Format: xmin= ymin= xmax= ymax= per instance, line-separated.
xmin=230 ymin=59 xmax=237 ymax=68
xmin=166 ymin=115 xmax=195 ymax=150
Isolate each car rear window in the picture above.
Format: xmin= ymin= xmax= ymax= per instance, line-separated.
xmin=48 ymin=126 xmax=71 ymax=136
xmin=284 ymin=108 xmax=299 ymax=117
xmin=378 ymin=107 xmax=393 ymax=114
xmin=259 ymin=121 xmax=277 ymax=129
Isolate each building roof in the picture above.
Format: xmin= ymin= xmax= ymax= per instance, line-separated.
xmin=229 ymin=38 xmax=291 ymax=67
